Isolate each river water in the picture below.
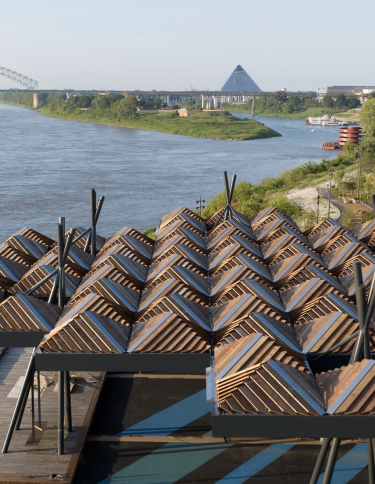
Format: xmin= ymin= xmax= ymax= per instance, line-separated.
xmin=0 ymin=103 xmax=341 ymax=240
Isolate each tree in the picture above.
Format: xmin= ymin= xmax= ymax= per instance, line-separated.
xmin=360 ymin=99 xmax=375 ymax=137
xmin=91 ymin=96 xmax=110 ymax=110
xmin=347 ymin=97 xmax=360 ymax=109
xmin=335 ymin=94 xmax=347 ymax=109
xmin=322 ymin=95 xmax=334 ymax=108
xmin=368 ymin=92 xmax=375 ymax=100
xmin=112 ymin=95 xmax=137 ymax=118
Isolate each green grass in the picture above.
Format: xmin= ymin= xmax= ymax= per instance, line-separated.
xmin=38 ymin=108 xmax=281 ymax=141
xmin=228 ymin=105 xmax=346 ymax=119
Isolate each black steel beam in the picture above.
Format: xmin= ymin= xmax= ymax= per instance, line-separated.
xmin=0 ymin=332 xmax=47 ymax=347
xmin=212 ymin=415 xmax=375 ymax=438
xmin=35 ymin=353 xmax=210 ymax=374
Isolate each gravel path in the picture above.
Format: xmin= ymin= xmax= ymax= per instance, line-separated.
xmin=286 ymin=186 xmax=340 ymax=221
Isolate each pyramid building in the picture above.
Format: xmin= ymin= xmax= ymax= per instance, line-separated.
xmin=221 ymin=65 xmax=261 ymax=93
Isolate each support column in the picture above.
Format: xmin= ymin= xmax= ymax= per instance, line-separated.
xmin=64 ymin=372 xmax=72 ymax=432
xmin=91 ymin=188 xmax=96 ymax=256
xmin=2 ymin=353 xmax=35 ymax=453
xmin=32 ymin=92 xmax=39 ymax=109
xmin=57 ymin=223 xmax=65 ymax=308
xmin=58 ymin=371 xmax=64 ymax=455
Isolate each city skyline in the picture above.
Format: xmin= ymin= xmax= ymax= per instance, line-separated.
xmin=1 ymin=0 xmax=374 ymax=91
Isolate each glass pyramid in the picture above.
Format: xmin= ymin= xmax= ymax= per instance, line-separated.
xmin=221 ymin=65 xmax=261 ymax=92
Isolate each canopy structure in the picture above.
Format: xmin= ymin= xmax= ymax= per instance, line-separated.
xmin=2 ymin=181 xmax=375 ymax=483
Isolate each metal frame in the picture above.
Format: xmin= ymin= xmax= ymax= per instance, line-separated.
xmin=0 ymin=66 xmax=38 ymax=90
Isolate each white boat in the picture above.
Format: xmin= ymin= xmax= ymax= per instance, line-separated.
xmin=306 ymin=114 xmax=347 ymax=126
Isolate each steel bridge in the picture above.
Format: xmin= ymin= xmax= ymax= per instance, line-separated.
xmin=0 ymin=67 xmax=38 ymax=90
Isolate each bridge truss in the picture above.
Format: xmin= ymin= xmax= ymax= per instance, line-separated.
xmin=0 ymin=67 xmax=38 ymax=90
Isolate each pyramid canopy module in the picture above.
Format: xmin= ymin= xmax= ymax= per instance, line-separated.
xmin=221 ymin=65 xmax=261 ymax=92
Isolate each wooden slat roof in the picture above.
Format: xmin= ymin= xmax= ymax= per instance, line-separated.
xmin=1 ymin=204 xmax=374 ymax=375
xmin=0 ymin=294 xmax=60 ymax=333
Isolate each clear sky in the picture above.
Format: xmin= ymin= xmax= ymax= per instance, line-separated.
xmin=1 ymin=0 xmax=374 ymax=92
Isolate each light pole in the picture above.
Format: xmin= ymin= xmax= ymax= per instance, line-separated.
xmin=316 ymin=188 xmax=320 ymax=224
xmin=328 ymin=168 xmax=333 ymax=219
xmin=196 ymin=196 xmax=205 ymax=217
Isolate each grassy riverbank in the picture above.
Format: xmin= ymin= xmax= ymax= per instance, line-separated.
xmin=39 ymin=108 xmax=281 ymax=140
xmin=200 ymin=150 xmax=374 ymax=229
xmin=0 ymin=92 xmax=280 ymax=141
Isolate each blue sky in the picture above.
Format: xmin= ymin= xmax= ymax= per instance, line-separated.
xmin=1 ymin=0 xmax=374 ymax=91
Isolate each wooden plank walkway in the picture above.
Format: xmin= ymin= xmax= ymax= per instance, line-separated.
xmin=0 ymin=348 xmax=104 ymax=483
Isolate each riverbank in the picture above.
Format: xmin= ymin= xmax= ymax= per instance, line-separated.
xmin=228 ymin=105 xmax=346 ymax=120
xmin=39 ymin=108 xmax=281 ymax=140
xmin=0 ymin=95 xmax=280 ymax=141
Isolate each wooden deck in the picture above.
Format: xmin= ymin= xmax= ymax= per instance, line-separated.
xmin=0 ymin=348 xmax=104 ymax=483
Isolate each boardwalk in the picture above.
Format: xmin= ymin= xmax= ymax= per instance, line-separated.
xmin=0 ymin=348 xmax=104 ymax=483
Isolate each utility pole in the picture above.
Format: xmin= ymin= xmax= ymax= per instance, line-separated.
xmin=316 ymin=188 xmax=320 ymax=224
xmin=196 ymin=196 xmax=205 ymax=216
xmin=328 ymin=168 xmax=333 ymax=219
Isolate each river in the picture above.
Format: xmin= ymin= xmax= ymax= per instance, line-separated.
xmin=0 ymin=103 xmax=341 ymax=240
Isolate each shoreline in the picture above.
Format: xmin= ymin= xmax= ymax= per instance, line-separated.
xmin=0 ymin=101 xmax=281 ymax=141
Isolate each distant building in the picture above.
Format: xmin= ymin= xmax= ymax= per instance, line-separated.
xmin=221 ymin=65 xmax=261 ymax=93
xmin=317 ymin=86 xmax=375 ymax=101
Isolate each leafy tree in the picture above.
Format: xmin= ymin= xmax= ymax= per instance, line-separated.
xmin=112 ymin=95 xmax=137 ymax=118
xmin=154 ymin=98 xmax=162 ymax=109
xmin=91 ymin=96 xmax=110 ymax=110
xmin=360 ymin=99 xmax=375 ymax=137
xmin=346 ymin=97 xmax=360 ymax=108
xmin=368 ymin=92 xmax=375 ymax=100
xmin=47 ymin=93 xmax=66 ymax=109
xmin=76 ymin=95 xmax=94 ymax=108
xmin=335 ymin=94 xmax=346 ymax=109
xmin=322 ymin=95 xmax=334 ymax=108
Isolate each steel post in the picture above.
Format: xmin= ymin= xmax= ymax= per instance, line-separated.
xmin=83 ymin=230 xmax=92 ymax=253
xmin=223 ymin=173 xmax=230 ymax=221
xmin=2 ymin=352 xmax=35 ymax=453
xmin=15 ymin=381 xmax=31 ymax=431
xmin=57 ymin=224 xmax=65 ymax=308
xmin=26 ymin=268 xmax=58 ymax=296
xmin=58 ymin=217 xmax=65 ymax=238
xmin=58 ymin=371 xmax=64 ymax=455
xmin=322 ymin=438 xmax=341 ymax=484
xmin=73 ymin=227 xmax=91 ymax=246
xmin=228 ymin=174 xmax=237 ymax=205
xmin=94 ymin=196 xmax=105 ymax=226
xmin=62 ymin=228 xmax=76 ymax=265
xmin=48 ymin=273 xmax=59 ymax=305
xmin=309 ymin=438 xmax=332 ymax=484
xmin=91 ymin=189 xmax=96 ymax=256
xmin=31 ymin=372 xmax=35 ymax=442
xmin=311 ymin=331 xmax=359 ymax=362
xmin=37 ymin=371 xmax=42 ymax=427
xmin=64 ymin=372 xmax=72 ymax=432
